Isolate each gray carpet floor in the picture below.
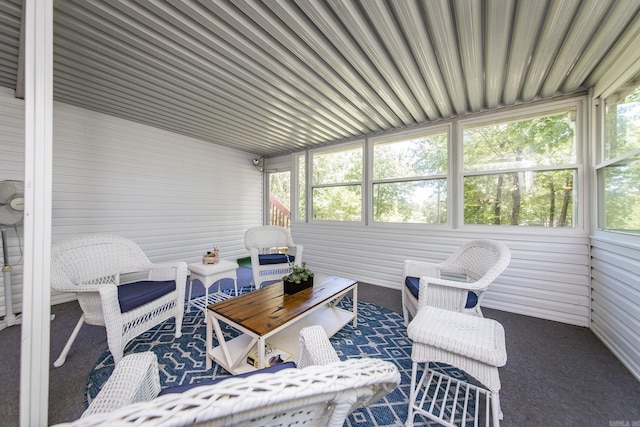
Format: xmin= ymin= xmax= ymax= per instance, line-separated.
xmin=1 ymin=278 xmax=639 ymax=426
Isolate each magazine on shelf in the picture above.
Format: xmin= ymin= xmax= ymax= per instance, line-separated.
xmin=246 ymin=342 xmax=293 ymax=368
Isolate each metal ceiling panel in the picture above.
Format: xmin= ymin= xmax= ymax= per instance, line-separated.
xmin=485 ymin=0 xmax=514 ymax=109
xmin=0 ymin=0 xmax=638 ymax=157
xmin=502 ymin=0 xmax=545 ymax=106
xmin=0 ymin=0 xmax=21 ymax=90
xmin=422 ymin=0 xmax=468 ymax=115
xmin=540 ymin=0 xmax=613 ymax=98
xmin=452 ymin=0 xmax=482 ymax=112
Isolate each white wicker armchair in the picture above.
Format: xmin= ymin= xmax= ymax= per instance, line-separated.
xmin=50 ymin=234 xmax=187 ymax=366
xmin=244 ymin=225 xmax=303 ymax=289
xmin=54 ymin=326 xmax=400 ymax=427
xmin=402 ymin=239 xmax=511 ymax=324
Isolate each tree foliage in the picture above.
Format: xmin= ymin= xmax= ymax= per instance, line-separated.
xmin=304 ymin=111 xmax=589 ymax=228
xmin=603 ymin=85 xmax=640 ymax=232
xmin=269 ymin=171 xmax=290 ymax=205
xmin=372 ymin=133 xmax=447 ymax=223
xmin=463 ymin=112 xmax=576 ymax=227
xmin=311 ymin=147 xmax=362 ymax=221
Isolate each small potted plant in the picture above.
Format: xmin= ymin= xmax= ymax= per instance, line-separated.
xmin=282 ymin=261 xmax=314 ymax=294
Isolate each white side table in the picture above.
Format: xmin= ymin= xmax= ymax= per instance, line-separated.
xmin=187 ymin=260 xmax=239 ymax=313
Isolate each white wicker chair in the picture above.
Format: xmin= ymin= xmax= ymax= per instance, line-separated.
xmin=244 ymin=225 xmax=303 ymax=289
xmin=50 ymin=234 xmax=188 ymax=367
xmin=402 ymin=239 xmax=511 ymax=324
xmin=54 ymin=326 xmax=401 ymax=427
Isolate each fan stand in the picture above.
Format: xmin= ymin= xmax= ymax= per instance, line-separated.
xmin=1 ymin=226 xmax=21 ymax=331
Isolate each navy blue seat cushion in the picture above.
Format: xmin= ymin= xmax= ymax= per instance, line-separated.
xmin=158 ymin=361 xmax=297 ymax=395
xmin=404 ymin=276 xmax=478 ymax=309
xmin=258 ymin=253 xmax=295 ymax=265
xmin=117 ymin=280 xmax=176 ymax=313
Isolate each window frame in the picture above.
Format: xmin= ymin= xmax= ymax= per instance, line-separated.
xmin=292 ymin=151 xmax=305 ymax=223
xmin=293 ymin=95 xmax=589 ymax=235
xmin=368 ymin=125 xmax=451 ymax=226
xmin=456 ymin=98 xmax=588 ymax=234
xmin=308 ymin=140 xmax=365 ymax=223
xmin=595 ymin=78 xmax=640 ymax=235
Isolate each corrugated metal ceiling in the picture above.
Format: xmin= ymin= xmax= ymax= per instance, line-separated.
xmin=1 ymin=0 xmax=640 ymax=157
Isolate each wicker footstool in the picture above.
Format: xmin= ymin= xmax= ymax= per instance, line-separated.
xmin=405 ymin=306 xmax=507 ymax=427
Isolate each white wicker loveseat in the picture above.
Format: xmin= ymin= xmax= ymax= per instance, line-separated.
xmin=50 ymin=234 xmax=188 ymax=366
xmin=55 ymin=326 xmax=400 ymax=427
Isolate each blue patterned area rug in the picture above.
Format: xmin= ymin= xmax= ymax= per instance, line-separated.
xmin=85 ymin=291 xmax=472 ymax=426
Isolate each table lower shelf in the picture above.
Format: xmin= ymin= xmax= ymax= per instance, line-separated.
xmin=207 ymin=304 xmax=355 ymax=374
xmin=187 ymin=292 xmax=231 ymax=313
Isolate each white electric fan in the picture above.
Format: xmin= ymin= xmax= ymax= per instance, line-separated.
xmin=0 ymin=180 xmax=24 ymax=330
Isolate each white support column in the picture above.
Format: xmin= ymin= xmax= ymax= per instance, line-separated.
xmin=20 ymin=0 xmax=53 ymax=426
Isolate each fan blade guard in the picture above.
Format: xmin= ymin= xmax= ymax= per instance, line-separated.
xmin=0 ymin=180 xmax=25 ymax=226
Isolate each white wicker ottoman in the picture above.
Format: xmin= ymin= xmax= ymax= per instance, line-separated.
xmin=406 ymin=306 xmax=507 ymax=427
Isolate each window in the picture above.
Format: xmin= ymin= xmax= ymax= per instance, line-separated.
xmin=295 ymin=98 xmax=585 ymax=231
xmin=297 ymin=153 xmax=306 ymax=220
xmin=311 ymin=144 xmax=363 ymax=221
xmin=462 ymin=109 xmax=578 ymax=227
xmin=599 ymin=72 xmax=640 ymax=233
xmin=268 ymin=171 xmax=290 ymax=228
xmin=372 ymin=130 xmax=448 ymax=223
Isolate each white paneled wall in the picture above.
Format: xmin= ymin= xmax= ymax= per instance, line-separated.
xmin=0 ymin=93 xmax=25 ymax=318
xmin=591 ymin=235 xmax=640 ymax=381
xmin=0 ymin=93 xmax=264 ymax=310
xmin=292 ymin=222 xmax=591 ymax=327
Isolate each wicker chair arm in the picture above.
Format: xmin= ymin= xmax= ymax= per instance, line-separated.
xmin=297 ymin=325 xmax=341 ymax=368
xmin=419 ymin=275 xmax=492 ymax=292
xmin=82 ymin=352 xmax=161 ymax=417
xmin=402 ymin=260 xmax=443 ymax=279
xmin=56 ymin=358 xmax=399 ymax=427
xmin=98 ymin=283 xmax=125 ymax=350
xmin=50 ymin=282 xmax=109 ymax=294
xmin=147 ymin=261 xmax=188 ymax=283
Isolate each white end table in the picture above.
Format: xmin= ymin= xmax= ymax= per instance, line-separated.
xmin=187 ymin=260 xmax=239 ymax=313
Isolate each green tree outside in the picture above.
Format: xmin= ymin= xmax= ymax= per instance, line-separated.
xmin=463 ymin=112 xmax=576 ymax=227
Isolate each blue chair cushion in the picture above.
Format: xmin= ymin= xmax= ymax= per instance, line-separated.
xmin=117 ymin=280 xmax=176 ymax=313
xmin=404 ymin=276 xmax=478 ymax=309
xmin=258 ymin=253 xmax=295 ymax=265
xmin=158 ymin=361 xmax=297 ymax=395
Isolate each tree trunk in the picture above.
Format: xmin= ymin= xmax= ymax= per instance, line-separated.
xmin=510 ymin=173 xmax=521 ymax=225
xmin=549 ymin=182 xmax=556 ymax=227
xmin=494 ymin=175 xmax=503 ymax=225
xmin=559 ymin=188 xmax=571 ymax=227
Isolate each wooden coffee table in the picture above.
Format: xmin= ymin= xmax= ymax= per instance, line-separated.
xmin=205 ymin=273 xmax=357 ymax=374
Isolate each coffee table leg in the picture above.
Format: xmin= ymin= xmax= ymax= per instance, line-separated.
xmin=257 ymin=336 xmax=266 ymax=369
xmin=205 ymin=310 xmax=212 ymax=370
xmin=352 ymin=284 xmax=358 ymax=328
xmin=211 ymin=316 xmax=234 ymax=368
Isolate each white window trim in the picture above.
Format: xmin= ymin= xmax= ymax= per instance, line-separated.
xmin=291 ymin=151 xmax=309 ymax=224
xmin=368 ymin=124 xmax=451 ymax=226
xmin=456 ymin=96 xmax=588 ymax=235
xmin=308 ymin=140 xmax=365 ymax=223
xmin=293 ymin=95 xmax=590 ymax=235
xmin=594 ymin=88 xmax=640 ymax=234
